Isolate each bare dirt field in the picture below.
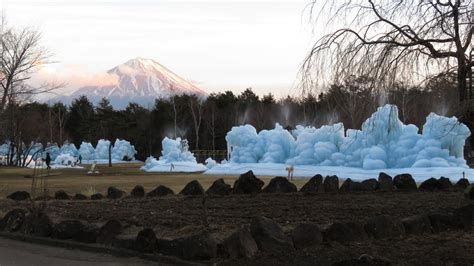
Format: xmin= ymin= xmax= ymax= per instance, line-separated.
xmin=0 ymin=164 xmax=473 ymax=265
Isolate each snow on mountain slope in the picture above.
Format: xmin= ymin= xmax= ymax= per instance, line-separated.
xmin=56 ymin=58 xmax=207 ymax=108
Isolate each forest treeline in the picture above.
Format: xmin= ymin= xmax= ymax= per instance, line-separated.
xmin=1 ymin=74 xmax=469 ymax=161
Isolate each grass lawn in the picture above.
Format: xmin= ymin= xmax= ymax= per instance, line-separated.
xmin=0 ymin=163 xmax=308 ymax=198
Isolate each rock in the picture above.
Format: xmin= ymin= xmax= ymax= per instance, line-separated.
xmin=72 ymin=193 xmax=87 ymax=200
xmin=74 ymin=224 xmax=99 ymax=243
xmin=402 ymin=215 xmax=431 ymax=235
xmin=21 ymin=211 xmax=53 ymax=237
xmin=249 ymin=216 xmax=293 ymax=252
xmin=97 ymin=219 xmax=122 ymax=244
xmin=428 ymin=213 xmax=454 ymax=233
xmin=361 ymin=179 xmax=379 ymax=191
xmin=452 ymin=205 xmax=473 ymax=231
xmin=131 ymin=185 xmax=145 ymax=198
xmin=290 ymin=223 xmax=323 ymax=249
xmin=299 ymin=174 xmax=324 ymax=193
xmin=221 ymin=228 xmax=258 ymax=259
xmin=180 ymin=180 xmax=205 ymax=195
xmin=419 ymin=178 xmax=439 ymax=191
xmin=465 ymin=185 xmax=474 ymax=200
xmin=378 ymin=172 xmax=395 ymax=191
xmin=6 ymin=191 xmax=30 ymax=201
xmin=455 ymin=178 xmax=470 ymax=189
xmin=232 ymin=171 xmax=264 ymax=194
xmin=1 ymin=209 xmax=27 ymax=232
xmin=206 ymin=178 xmax=232 ymax=196
xmin=53 ymin=220 xmax=85 ymax=240
xmin=323 ymin=175 xmax=339 ymax=192
xmin=158 ymin=230 xmax=218 ymax=260
xmin=107 ymin=186 xmax=125 ymax=199
xmin=323 ymin=222 xmax=368 ymax=243
xmin=113 ymin=234 xmax=137 ymax=250
xmin=339 ymin=178 xmax=362 ymax=192
xmin=147 ymin=185 xmax=175 ymax=197
xmin=34 ymin=195 xmax=53 ymax=201
xmin=437 ymin=177 xmax=452 ymax=190
xmin=364 ymin=215 xmax=404 ymax=239
xmin=54 ymin=190 xmax=70 ymax=200
xmin=91 ymin=193 xmax=104 ymax=200
xmin=393 ymin=174 xmax=417 ymax=191
xmin=419 ymin=177 xmax=453 ymax=191
xmin=263 ymin=176 xmax=297 ymax=193
xmin=136 ymin=228 xmax=157 ymax=253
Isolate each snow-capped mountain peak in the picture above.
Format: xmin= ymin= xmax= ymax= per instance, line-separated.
xmin=55 ymin=57 xmax=206 ymax=108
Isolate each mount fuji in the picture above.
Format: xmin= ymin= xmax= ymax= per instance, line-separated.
xmin=53 ymin=58 xmax=207 ymax=108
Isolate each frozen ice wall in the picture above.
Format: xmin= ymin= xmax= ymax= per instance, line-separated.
xmin=60 ymin=142 xmax=79 ymax=157
xmin=54 ymin=154 xmax=77 ymax=166
xmin=45 ymin=143 xmax=60 ymax=160
xmin=226 ymin=104 xmax=471 ymax=169
xmin=159 ymin=137 xmax=196 ymax=163
xmin=95 ymin=139 xmax=111 ymax=160
xmin=112 ymin=139 xmax=137 ymax=161
xmin=79 ymin=142 xmax=96 ymax=160
xmin=0 ymin=143 xmax=8 ymax=155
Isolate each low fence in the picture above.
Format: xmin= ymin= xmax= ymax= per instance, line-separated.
xmin=191 ymin=150 xmax=227 ymax=164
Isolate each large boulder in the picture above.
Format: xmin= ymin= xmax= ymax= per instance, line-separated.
xmin=393 ymin=174 xmax=417 ymax=191
xmin=249 ymin=216 xmax=293 ymax=252
xmin=147 ymin=185 xmax=175 ymax=197
xmin=136 ymin=228 xmax=157 ymax=253
xmin=233 ymin=171 xmax=264 ymax=194
xmin=52 ymin=220 xmax=85 ymax=240
xmin=364 ymin=215 xmax=404 ymax=239
xmin=54 ymin=190 xmax=70 ymax=200
xmin=333 ymin=254 xmax=391 ymax=266
xmin=21 ymin=211 xmax=53 ymax=237
xmin=263 ymin=176 xmax=297 ymax=193
xmin=206 ymin=179 xmax=232 ymax=196
xmin=453 ymin=205 xmax=473 ymax=231
xmin=378 ymin=172 xmax=395 ymax=191
xmin=131 ymin=185 xmax=145 ymax=198
xmin=323 ymin=222 xmax=368 ymax=243
xmin=158 ymin=231 xmax=218 ymax=260
xmin=91 ymin=193 xmax=104 ymax=200
xmin=180 ymin=180 xmax=205 ymax=196
xmin=299 ymin=174 xmax=324 ymax=193
xmin=465 ymin=185 xmax=474 ymax=200
xmin=74 ymin=224 xmax=99 ymax=243
xmin=360 ymin=179 xmax=379 ymax=191
xmin=7 ymin=191 xmax=30 ymax=201
xmin=73 ymin=193 xmax=88 ymax=200
xmin=113 ymin=234 xmax=137 ymax=250
xmin=339 ymin=178 xmax=363 ymax=192
xmin=437 ymin=177 xmax=453 ymax=190
xmin=290 ymin=223 xmax=323 ymax=249
xmin=402 ymin=215 xmax=431 ymax=235
xmin=455 ymin=178 xmax=470 ymax=189
xmin=97 ymin=219 xmax=122 ymax=244
xmin=107 ymin=186 xmax=125 ymax=199
xmin=1 ymin=209 xmax=27 ymax=232
xmin=419 ymin=177 xmax=453 ymax=191
xmin=428 ymin=213 xmax=454 ymax=233
xmin=323 ymin=175 xmax=339 ymax=192
xmin=221 ymin=228 xmax=258 ymax=259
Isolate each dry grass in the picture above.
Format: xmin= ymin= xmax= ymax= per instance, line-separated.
xmin=0 ymin=163 xmax=309 ymax=197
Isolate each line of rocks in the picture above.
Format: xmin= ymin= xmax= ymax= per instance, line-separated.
xmin=0 ymin=202 xmax=472 ymax=263
xmin=5 ymin=170 xmax=474 ymax=202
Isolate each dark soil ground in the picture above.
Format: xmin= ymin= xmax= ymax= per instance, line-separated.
xmin=1 ymin=190 xmax=473 ymax=265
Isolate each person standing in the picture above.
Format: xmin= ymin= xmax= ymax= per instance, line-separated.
xmin=45 ymin=152 xmax=51 ymax=169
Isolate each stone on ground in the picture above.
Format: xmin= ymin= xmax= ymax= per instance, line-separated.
xmin=97 ymin=219 xmax=122 ymax=244
xmin=0 ymin=209 xmax=27 ymax=232
xmin=107 ymin=186 xmax=125 ymax=199
xmin=136 ymin=228 xmax=157 ymax=253
xmin=290 ymin=223 xmax=323 ymax=249
xmin=53 ymin=220 xmax=85 ymax=240
xmin=54 ymin=190 xmax=70 ymax=200
xmin=158 ymin=230 xmax=218 ymax=260
xmin=221 ymin=228 xmax=258 ymax=259
xmin=147 ymin=185 xmax=175 ymax=197
xmin=324 ymin=222 xmax=368 ymax=243
xmin=21 ymin=211 xmax=53 ymax=237
xmin=360 ymin=178 xmax=379 ymax=191
xmin=232 ymin=171 xmax=264 ymax=194
xmin=323 ymin=175 xmax=339 ymax=192
xmin=465 ymin=185 xmax=474 ymax=200
xmin=249 ymin=216 xmax=293 ymax=252
xmin=364 ymin=215 xmax=405 ymax=239
xmin=393 ymin=174 xmax=417 ymax=191
xmin=91 ymin=193 xmax=104 ymax=200
xmin=263 ymin=176 xmax=297 ymax=193
xmin=180 ymin=180 xmax=205 ymax=195
xmin=299 ymin=174 xmax=324 ymax=193
xmin=73 ymin=193 xmax=88 ymax=200
xmin=6 ymin=191 xmax=30 ymax=201
xmin=131 ymin=185 xmax=145 ymax=198
xmin=402 ymin=215 xmax=432 ymax=235
xmin=378 ymin=172 xmax=395 ymax=191
xmin=206 ymin=178 xmax=232 ymax=196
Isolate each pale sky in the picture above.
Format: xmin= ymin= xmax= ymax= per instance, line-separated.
xmin=1 ymin=0 xmax=318 ymax=97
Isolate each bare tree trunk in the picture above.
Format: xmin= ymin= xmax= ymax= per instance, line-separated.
xmin=108 ymin=142 xmax=112 ymax=167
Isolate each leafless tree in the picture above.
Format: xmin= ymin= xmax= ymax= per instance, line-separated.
xmin=302 ymin=0 xmax=473 ymax=110
xmin=0 ymin=16 xmax=58 ymax=111
xmin=189 ymin=95 xmax=204 ymax=149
